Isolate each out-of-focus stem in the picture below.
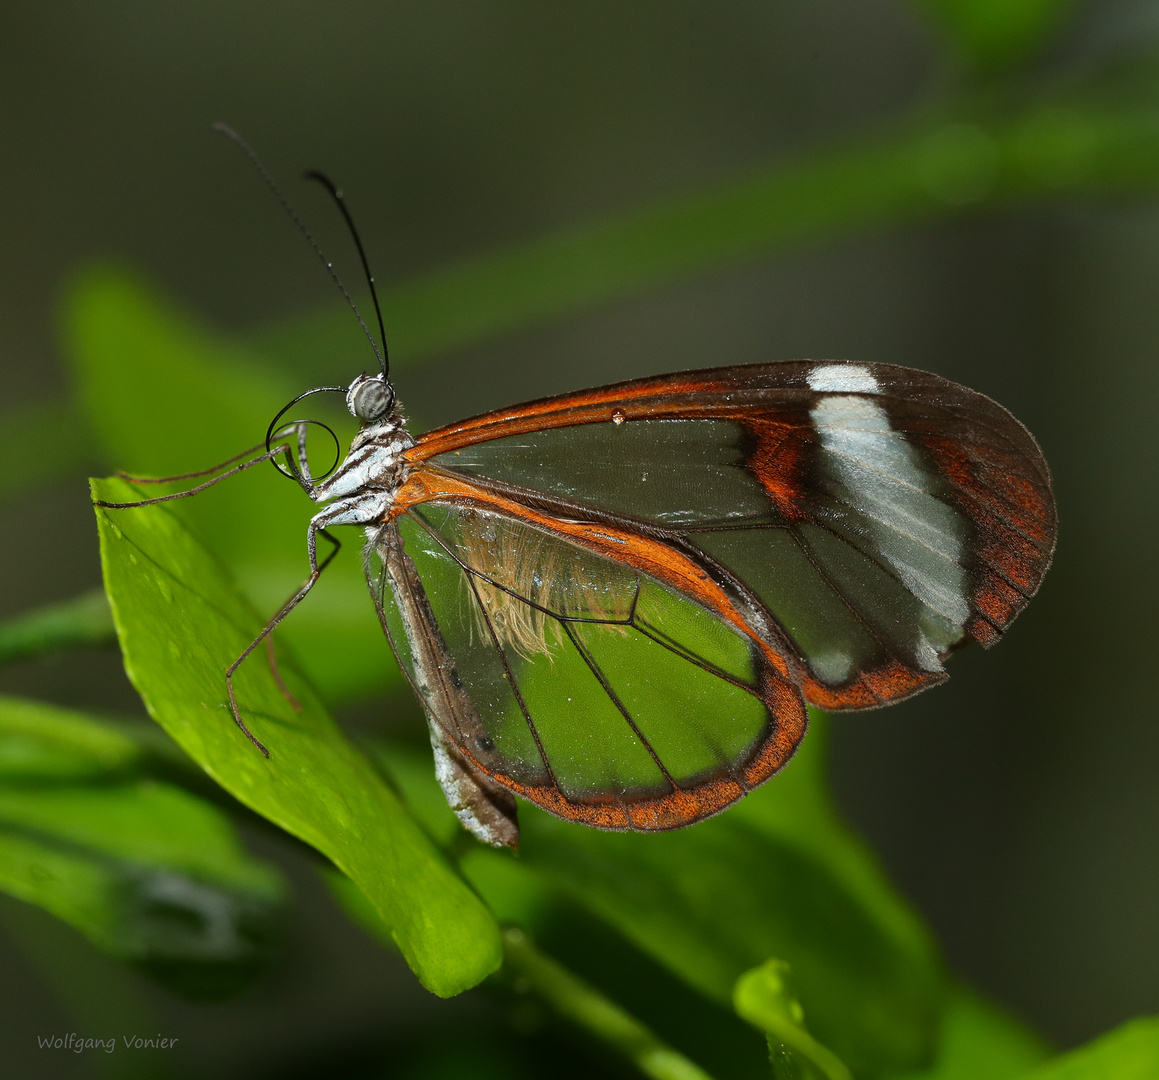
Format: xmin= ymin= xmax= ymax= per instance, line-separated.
xmin=502 ymin=927 xmax=717 ymax=1080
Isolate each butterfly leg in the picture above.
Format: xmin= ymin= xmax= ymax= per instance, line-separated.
xmin=265 ymin=636 xmax=301 ymax=713
xmin=258 ymin=517 xmax=344 ymax=713
xmin=224 ymin=522 xmax=343 ymax=756
xmin=109 ymin=421 xmax=319 ymax=490
xmin=94 ymin=441 xmax=302 ymax=509
xmin=113 ymin=441 xmax=270 ymax=485
xmin=224 ymin=488 xmax=390 ymax=755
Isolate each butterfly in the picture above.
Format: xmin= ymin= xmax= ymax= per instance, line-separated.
xmin=97 ymin=132 xmax=1056 ymax=850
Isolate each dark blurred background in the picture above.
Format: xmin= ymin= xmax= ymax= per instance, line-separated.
xmin=1 ymin=0 xmax=1157 ymax=1076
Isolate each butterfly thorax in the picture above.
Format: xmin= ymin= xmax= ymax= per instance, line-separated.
xmin=310 ymin=406 xmax=414 ymax=510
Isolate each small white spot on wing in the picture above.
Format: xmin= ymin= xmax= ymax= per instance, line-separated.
xmin=811 ymin=650 xmax=854 ymax=683
xmin=807 ymin=363 xmax=879 ymax=395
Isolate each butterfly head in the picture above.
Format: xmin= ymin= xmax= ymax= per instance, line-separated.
xmin=346 ymin=373 xmax=396 ymax=425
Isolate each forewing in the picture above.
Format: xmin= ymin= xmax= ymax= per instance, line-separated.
xmin=412 ymin=361 xmax=1055 ymax=710
xmin=369 ymin=501 xmax=807 ymax=831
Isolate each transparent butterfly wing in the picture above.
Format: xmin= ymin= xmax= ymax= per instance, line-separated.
xmin=368 ymin=502 xmax=807 ymax=833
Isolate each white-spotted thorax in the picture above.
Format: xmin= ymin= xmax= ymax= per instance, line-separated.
xmin=306 ymin=373 xmax=414 ymax=534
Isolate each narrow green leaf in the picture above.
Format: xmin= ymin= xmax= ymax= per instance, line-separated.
xmin=40 ymin=98 xmax=1159 ymax=512
xmin=0 ymin=780 xmax=280 ymax=897
xmin=0 ymin=590 xmax=115 ymax=667
xmin=0 ymin=398 xmax=95 ymax=502
xmin=734 ymin=959 xmax=852 ymax=1080
xmin=255 ymin=104 xmax=1159 ymax=375
xmin=0 ymin=768 xmax=285 ymax=998
xmin=92 ymin=476 xmax=501 ymax=995
xmin=0 ymin=696 xmax=283 ymax=1000
xmin=1023 ymin=1018 xmax=1159 ymax=1079
xmin=907 ymin=1 xmax=1077 ymax=72
xmin=0 ymin=694 xmax=139 ymax=781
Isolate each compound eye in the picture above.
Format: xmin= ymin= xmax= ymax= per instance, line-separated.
xmin=349 ymin=376 xmax=394 ymax=422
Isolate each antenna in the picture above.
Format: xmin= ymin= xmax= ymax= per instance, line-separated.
xmin=303 ymin=170 xmax=390 ymax=379
xmin=211 ymin=122 xmax=387 ymax=376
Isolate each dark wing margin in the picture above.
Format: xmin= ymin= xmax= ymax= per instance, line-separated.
xmin=367 ymin=491 xmax=808 ymax=834
xmin=409 ymin=361 xmax=1056 ymax=712
xmin=367 ymin=519 xmax=519 ymax=849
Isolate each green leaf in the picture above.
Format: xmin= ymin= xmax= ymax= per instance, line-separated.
xmin=364 ymin=727 xmax=941 ymax=1073
xmin=907 ymin=0 xmax=1077 ymax=72
xmin=0 ymin=590 xmax=115 ymax=667
xmin=92 ymin=474 xmax=501 ymax=996
xmin=365 ymin=720 xmax=942 ymax=1073
xmin=66 ymin=267 xmax=394 ymax=705
xmin=890 ymin=986 xmax=1049 ymax=1079
xmin=363 ymin=739 xmax=555 ymax=931
xmin=734 ymin=959 xmax=852 ymax=1080
xmin=0 ymin=398 xmax=95 ymax=502
xmin=0 ymin=695 xmax=139 ymax=782
xmin=516 ymin=715 xmax=944 ymax=1076
xmin=1023 ymin=1018 xmax=1159 ymax=1079
xmin=0 ymin=698 xmax=285 ymax=997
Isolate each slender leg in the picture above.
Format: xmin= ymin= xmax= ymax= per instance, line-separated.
xmin=115 ymin=441 xmax=270 ymax=484
xmin=296 ymin=423 xmax=314 ymax=484
xmin=225 ymin=525 xmax=342 ymax=756
xmin=113 ymin=423 xmax=312 ymax=487
xmin=94 ymin=442 xmax=303 ymax=509
xmin=260 ymin=518 xmax=343 ymax=712
xmin=265 ymin=636 xmax=301 ymax=713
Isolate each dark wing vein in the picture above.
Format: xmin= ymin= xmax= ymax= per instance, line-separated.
xmin=558 ymin=621 xmax=679 ymax=792
xmin=457 ymin=550 xmax=558 ymax=789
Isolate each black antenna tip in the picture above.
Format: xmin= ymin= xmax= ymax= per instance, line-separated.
xmin=303 ymin=169 xmax=339 ymax=197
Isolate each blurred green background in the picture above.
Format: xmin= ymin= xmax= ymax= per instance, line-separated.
xmin=2 ymin=1 xmax=1159 ymax=1077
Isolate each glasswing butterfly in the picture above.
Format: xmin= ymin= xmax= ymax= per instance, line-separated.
xmin=97 ymin=130 xmax=1056 ymax=849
